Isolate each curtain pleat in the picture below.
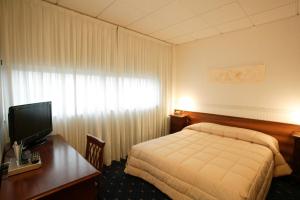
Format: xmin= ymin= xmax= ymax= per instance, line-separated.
xmin=0 ymin=0 xmax=172 ymax=165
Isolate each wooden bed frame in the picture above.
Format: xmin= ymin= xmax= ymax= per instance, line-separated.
xmin=177 ymin=110 xmax=300 ymax=176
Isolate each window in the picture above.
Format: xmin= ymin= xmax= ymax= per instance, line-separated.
xmin=12 ymin=70 xmax=160 ymax=117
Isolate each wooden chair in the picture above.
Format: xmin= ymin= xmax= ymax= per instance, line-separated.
xmin=86 ymin=134 xmax=106 ymax=195
xmin=85 ymin=134 xmax=105 ymax=172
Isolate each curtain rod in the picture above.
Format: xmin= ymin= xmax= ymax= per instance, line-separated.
xmin=41 ymin=0 xmax=172 ymax=45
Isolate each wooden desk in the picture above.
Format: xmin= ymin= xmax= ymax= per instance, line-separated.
xmin=0 ymin=135 xmax=100 ymax=200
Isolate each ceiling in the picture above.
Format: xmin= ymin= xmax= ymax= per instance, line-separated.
xmin=45 ymin=0 xmax=300 ymax=44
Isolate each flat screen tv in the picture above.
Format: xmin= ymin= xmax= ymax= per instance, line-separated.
xmin=8 ymin=101 xmax=52 ymax=147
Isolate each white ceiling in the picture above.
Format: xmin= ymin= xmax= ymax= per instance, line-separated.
xmin=46 ymin=0 xmax=299 ymax=44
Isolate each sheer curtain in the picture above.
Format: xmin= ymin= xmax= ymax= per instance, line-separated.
xmin=0 ymin=64 xmax=5 ymax=162
xmin=0 ymin=0 xmax=172 ymax=164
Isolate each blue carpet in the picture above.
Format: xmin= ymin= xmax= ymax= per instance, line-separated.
xmin=99 ymin=159 xmax=300 ymax=200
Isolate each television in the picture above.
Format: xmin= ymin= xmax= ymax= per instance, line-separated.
xmin=8 ymin=101 xmax=52 ymax=148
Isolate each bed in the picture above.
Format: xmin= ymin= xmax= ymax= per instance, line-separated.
xmin=125 ymin=111 xmax=299 ymax=200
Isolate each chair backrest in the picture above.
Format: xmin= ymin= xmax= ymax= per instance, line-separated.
xmin=86 ymin=134 xmax=105 ymax=172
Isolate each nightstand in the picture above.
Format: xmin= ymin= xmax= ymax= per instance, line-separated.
xmin=293 ymin=132 xmax=300 ymax=179
xmin=169 ymin=114 xmax=190 ymax=134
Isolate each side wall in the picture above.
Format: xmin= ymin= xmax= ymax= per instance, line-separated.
xmin=175 ymin=16 xmax=300 ymax=124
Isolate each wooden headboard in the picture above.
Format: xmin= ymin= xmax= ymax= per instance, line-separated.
xmin=179 ymin=110 xmax=300 ymax=169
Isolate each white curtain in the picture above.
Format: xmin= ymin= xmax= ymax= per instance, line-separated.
xmin=0 ymin=0 xmax=172 ymax=164
xmin=0 ymin=62 xmax=5 ymax=162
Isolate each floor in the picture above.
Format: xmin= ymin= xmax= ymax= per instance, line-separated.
xmin=99 ymin=159 xmax=300 ymax=200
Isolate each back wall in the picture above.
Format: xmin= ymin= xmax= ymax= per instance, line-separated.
xmin=174 ymin=16 xmax=300 ymax=124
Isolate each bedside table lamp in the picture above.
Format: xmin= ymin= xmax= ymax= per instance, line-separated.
xmin=174 ymin=109 xmax=183 ymax=115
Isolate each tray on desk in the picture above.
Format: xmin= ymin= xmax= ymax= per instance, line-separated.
xmin=8 ymin=157 xmax=41 ymax=176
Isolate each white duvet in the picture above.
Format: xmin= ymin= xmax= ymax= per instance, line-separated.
xmin=125 ymin=123 xmax=292 ymax=200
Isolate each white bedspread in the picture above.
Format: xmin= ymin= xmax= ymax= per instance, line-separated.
xmin=125 ymin=123 xmax=292 ymax=200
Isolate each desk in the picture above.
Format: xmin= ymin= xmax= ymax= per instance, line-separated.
xmin=0 ymin=135 xmax=100 ymax=199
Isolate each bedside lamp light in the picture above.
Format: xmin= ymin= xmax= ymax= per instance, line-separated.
xmin=176 ymin=96 xmax=195 ymax=111
xmin=291 ymin=109 xmax=300 ymax=125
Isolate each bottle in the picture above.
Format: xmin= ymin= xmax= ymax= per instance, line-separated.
xmin=13 ymin=141 xmax=20 ymax=166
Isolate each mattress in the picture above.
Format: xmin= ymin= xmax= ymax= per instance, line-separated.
xmin=125 ymin=123 xmax=292 ymax=200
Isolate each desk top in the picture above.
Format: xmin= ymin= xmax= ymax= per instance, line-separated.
xmin=0 ymin=135 xmax=100 ymax=199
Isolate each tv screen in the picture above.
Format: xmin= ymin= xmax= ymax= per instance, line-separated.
xmin=8 ymin=102 xmax=52 ymax=146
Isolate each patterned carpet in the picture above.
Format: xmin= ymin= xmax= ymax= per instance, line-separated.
xmin=98 ymin=159 xmax=300 ymax=200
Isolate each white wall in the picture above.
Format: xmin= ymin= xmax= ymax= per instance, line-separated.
xmin=175 ymin=16 xmax=300 ymax=124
